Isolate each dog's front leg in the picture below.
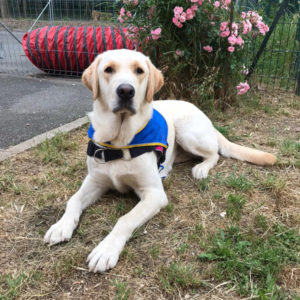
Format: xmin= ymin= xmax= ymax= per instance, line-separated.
xmin=44 ymin=175 xmax=105 ymax=245
xmin=87 ymin=187 xmax=168 ymax=272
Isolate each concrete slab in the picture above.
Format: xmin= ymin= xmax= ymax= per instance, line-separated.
xmin=0 ymin=73 xmax=93 ymax=149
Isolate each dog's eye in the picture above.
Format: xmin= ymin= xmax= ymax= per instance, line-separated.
xmin=136 ymin=67 xmax=144 ymax=74
xmin=104 ymin=66 xmax=114 ymax=73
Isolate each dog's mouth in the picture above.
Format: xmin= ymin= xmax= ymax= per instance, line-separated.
xmin=112 ymin=103 xmax=136 ymax=115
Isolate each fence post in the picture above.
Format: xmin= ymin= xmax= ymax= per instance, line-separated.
xmin=295 ymin=13 xmax=300 ymax=95
xmin=0 ymin=0 xmax=9 ymax=18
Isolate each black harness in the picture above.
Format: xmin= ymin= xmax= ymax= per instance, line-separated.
xmin=87 ymin=140 xmax=166 ymax=167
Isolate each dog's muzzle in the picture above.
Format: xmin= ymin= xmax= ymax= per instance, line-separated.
xmin=113 ymin=84 xmax=136 ymax=115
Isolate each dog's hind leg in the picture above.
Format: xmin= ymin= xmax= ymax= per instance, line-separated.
xmin=44 ymin=175 xmax=106 ymax=245
xmin=175 ymin=114 xmax=219 ymax=179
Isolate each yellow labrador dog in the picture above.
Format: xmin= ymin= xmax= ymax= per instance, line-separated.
xmin=44 ymin=49 xmax=276 ymax=272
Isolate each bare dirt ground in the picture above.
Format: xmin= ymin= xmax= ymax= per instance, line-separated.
xmin=0 ymin=90 xmax=299 ymax=299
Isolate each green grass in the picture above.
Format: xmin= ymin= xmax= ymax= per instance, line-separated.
xmin=263 ymin=104 xmax=278 ymax=115
xmin=113 ymin=280 xmax=130 ymax=300
xmin=187 ymin=224 xmax=204 ymax=242
xmin=224 ymin=172 xmax=253 ymax=192
xmin=0 ymin=273 xmax=27 ymax=300
xmin=0 ymin=173 xmax=23 ymax=195
xmin=213 ymin=124 xmax=241 ymax=142
xmin=197 ymin=176 xmax=211 ymax=192
xmin=276 ymin=138 xmax=300 ymax=168
xmin=265 ymin=138 xmax=278 ymax=147
xmin=226 ymin=194 xmax=247 ymax=222
xmin=214 ymin=124 xmax=231 ymax=139
xmin=253 ymin=214 xmax=268 ymax=233
xmin=163 ymin=203 xmax=174 ymax=214
xmin=35 ymin=132 xmax=78 ymax=165
xmin=160 ymin=263 xmax=202 ymax=294
xmin=279 ymin=138 xmax=300 ymax=158
xmin=176 ymin=243 xmax=188 ymax=255
xmin=0 ymin=271 xmax=42 ymax=300
xmin=198 ymin=224 xmax=300 ymax=298
xmin=149 ymin=245 xmax=160 ymax=260
xmin=258 ymin=173 xmax=286 ymax=196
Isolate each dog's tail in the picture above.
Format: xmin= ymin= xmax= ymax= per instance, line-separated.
xmin=215 ymin=129 xmax=276 ymax=165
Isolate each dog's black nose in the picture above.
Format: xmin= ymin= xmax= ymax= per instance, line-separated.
xmin=116 ymin=84 xmax=135 ymax=100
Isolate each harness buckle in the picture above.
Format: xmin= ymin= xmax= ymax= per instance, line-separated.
xmin=94 ymin=149 xmax=106 ymax=164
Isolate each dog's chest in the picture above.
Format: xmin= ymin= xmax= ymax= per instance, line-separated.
xmin=87 ymin=154 xmax=156 ymax=193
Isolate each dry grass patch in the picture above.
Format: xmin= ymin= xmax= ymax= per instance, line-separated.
xmin=0 ymin=91 xmax=299 ymax=299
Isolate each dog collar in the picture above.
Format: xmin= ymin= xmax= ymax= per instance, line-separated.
xmin=87 ymin=108 xmax=168 ymax=165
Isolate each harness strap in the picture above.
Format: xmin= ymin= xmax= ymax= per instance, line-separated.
xmin=87 ymin=140 xmax=123 ymax=162
xmin=87 ymin=140 xmax=166 ymax=167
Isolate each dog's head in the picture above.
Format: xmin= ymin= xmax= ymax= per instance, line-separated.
xmin=82 ymin=49 xmax=164 ymax=116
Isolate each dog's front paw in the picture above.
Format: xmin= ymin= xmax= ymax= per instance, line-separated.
xmin=87 ymin=234 xmax=126 ymax=273
xmin=44 ymin=217 xmax=77 ymax=245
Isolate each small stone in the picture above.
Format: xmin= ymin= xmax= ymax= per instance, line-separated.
xmin=220 ymin=211 xmax=226 ymax=218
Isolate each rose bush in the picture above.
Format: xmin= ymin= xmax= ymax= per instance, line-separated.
xmin=117 ymin=0 xmax=269 ymax=108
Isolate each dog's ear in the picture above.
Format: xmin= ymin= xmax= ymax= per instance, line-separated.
xmin=146 ymin=59 xmax=164 ymax=102
xmin=82 ymin=55 xmax=102 ymax=100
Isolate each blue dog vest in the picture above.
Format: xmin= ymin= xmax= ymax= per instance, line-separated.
xmin=87 ymin=109 xmax=168 ymax=164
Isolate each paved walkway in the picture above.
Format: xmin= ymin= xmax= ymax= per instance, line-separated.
xmin=0 ymin=73 xmax=92 ymax=149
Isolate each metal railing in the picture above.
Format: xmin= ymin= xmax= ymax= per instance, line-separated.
xmin=238 ymin=0 xmax=300 ymax=94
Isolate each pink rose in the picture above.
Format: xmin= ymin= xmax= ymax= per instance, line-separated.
xmin=247 ymin=11 xmax=262 ymax=25
xmin=133 ymin=0 xmax=138 ymax=6
xmin=220 ymin=21 xmax=228 ymax=32
xmin=242 ymin=20 xmax=252 ymax=34
xmin=120 ymin=7 xmax=125 ymax=16
xmin=151 ymin=28 xmax=162 ymax=40
xmin=126 ymin=11 xmax=132 ymax=17
xmin=176 ymin=49 xmax=184 ymax=56
xmin=231 ymin=22 xmax=238 ymax=31
xmin=235 ymin=36 xmax=244 ymax=46
xmin=214 ymin=1 xmax=220 ymax=8
xmin=190 ymin=0 xmax=198 ymax=2
xmin=186 ymin=8 xmax=195 ymax=20
xmin=220 ymin=30 xmax=230 ymax=37
xmin=241 ymin=11 xmax=246 ymax=18
xmin=256 ymin=21 xmax=269 ymax=35
xmin=187 ymin=8 xmax=193 ymax=14
xmin=118 ymin=16 xmax=124 ymax=23
xmin=198 ymin=0 xmax=204 ymax=4
xmin=228 ymin=35 xmax=237 ymax=45
xmin=174 ymin=6 xmax=184 ymax=15
xmin=172 ymin=17 xmax=183 ymax=28
xmin=179 ymin=12 xmax=186 ymax=23
xmin=191 ymin=4 xmax=198 ymax=10
xmin=236 ymin=82 xmax=250 ymax=95
xmin=228 ymin=46 xmax=235 ymax=52
xmin=203 ymin=45 xmax=213 ymax=52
